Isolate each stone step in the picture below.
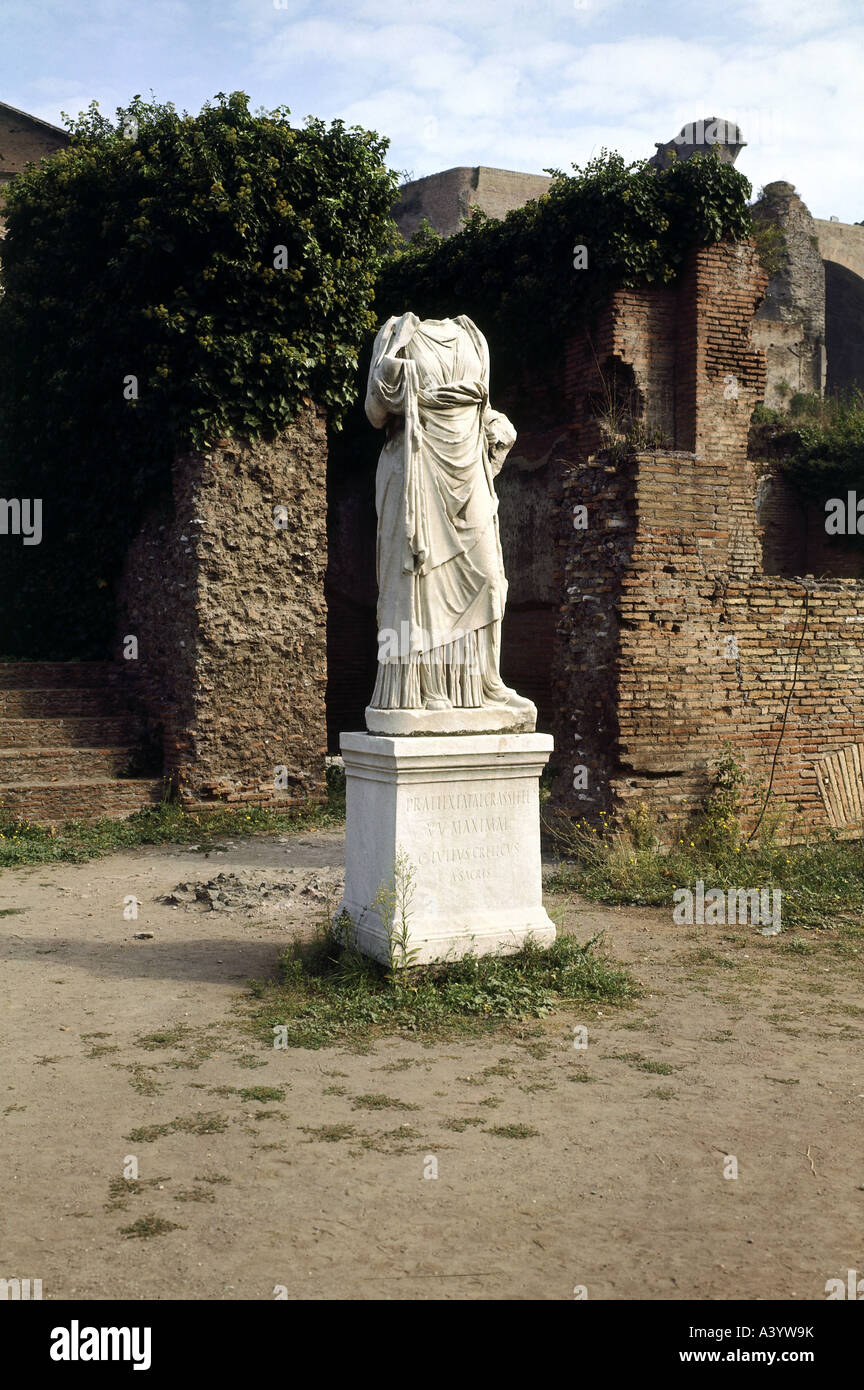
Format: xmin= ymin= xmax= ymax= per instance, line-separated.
xmin=0 ymin=661 xmax=129 ymax=689
xmin=0 ymin=688 xmax=135 ymax=718
xmin=0 ymin=716 xmax=147 ymax=748
xmin=0 ymin=747 xmax=149 ymax=783
xmin=0 ymin=779 xmax=167 ymax=823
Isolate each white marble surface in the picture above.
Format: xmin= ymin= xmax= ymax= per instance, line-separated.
xmin=363 ymin=312 xmax=536 ymax=729
xmin=338 ymin=732 xmax=556 ymax=965
xmin=365 ymin=701 xmax=537 ymax=736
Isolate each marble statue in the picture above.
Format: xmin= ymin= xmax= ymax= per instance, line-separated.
xmin=364 ymin=311 xmax=537 ymax=734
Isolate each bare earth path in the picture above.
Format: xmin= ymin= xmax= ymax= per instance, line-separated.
xmin=1 ymin=828 xmax=862 ymax=1301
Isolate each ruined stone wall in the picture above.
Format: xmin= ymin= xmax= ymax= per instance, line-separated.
xmin=0 ymin=106 xmax=69 ymax=231
xmin=557 ymin=450 xmax=864 ymax=835
xmin=393 ymin=165 xmax=551 ymax=239
xmin=0 ymin=106 xmax=69 ymax=183
xmin=751 ymin=183 xmax=826 ymax=409
xmin=118 ymin=404 xmax=328 ymax=807
xmin=757 ymin=472 xmax=864 ymax=580
xmin=814 ymin=218 xmax=864 ymax=282
xmin=551 ymin=241 xmax=864 ymax=837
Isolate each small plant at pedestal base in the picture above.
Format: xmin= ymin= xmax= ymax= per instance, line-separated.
xmin=371 ymin=849 xmax=421 ymax=979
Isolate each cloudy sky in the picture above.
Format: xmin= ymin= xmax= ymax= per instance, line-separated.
xmin=2 ymin=0 xmax=862 ymax=221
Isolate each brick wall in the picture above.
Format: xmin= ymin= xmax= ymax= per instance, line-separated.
xmin=0 ymin=106 xmax=69 ymax=230
xmin=0 ymin=106 xmax=68 ymax=176
xmin=326 ymin=238 xmax=864 ymax=839
xmin=551 ymin=242 xmax=864 ymax=838
xmin=118 ymin=404 xmax=328 ymax=808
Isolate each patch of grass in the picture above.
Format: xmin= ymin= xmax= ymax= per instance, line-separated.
xmin=482 ymin=1059 xmax=517 ymax=1078
xmin=125 ymin=1112 xmax=229 ymax=1142
xmin=134 ymin=1026 xmax=190 ymax=1051
xmin=300 ymin=1123 xmax=356 ymax=1143
xmin=685 ymin=948 xmax=739 ymax=969
xmin=173 ymin=1187 xmax=216 ymax=1203
xmin=234 ymin=1054 xmax=268 ymax=1069
xmin=356 ymin=1125 xmax=421 ymax=1153
xmin=443 ymin=1116 xmax=485 ymax=1132
xmin=518 ymin=1041 xmax=552 ymax=1059
xmin=351 ymin=1092 xmax=419 ymax=1112
xmin=173 ymin=1112 xmax=230 ymax=1135
xmin=119 ymin=1215 xmax=184 ymax=1239
xmin=544 ymin=795 xmax=864 ymax=931
xmin=611 ymin=1051 xmax=676 ymax=1075
xmin=245 ymin=921 xmax=636 ymax=1049
xmin=487 ymin=1124 xmax=540 ymax=1139
xmin=105 ymin=1175 xmax=170 ymax=1211
xmin=194 ymin=1173 xmax=231 ymax=1184
xmin=87 ymin=1043 xmax=120 ymax=1058
xmin=0 ymin=907 xmax=25 ymax=916
xmin=125 ymin=1123 xmax=174 ymax=1143
xmin=0 ymin=793 xmax=345 ymax=869
xmin=647 ymin=1087 xmax=676 ymax=1100
xmin=125 ymin=1066 xmax=165 ymax=1096
xmin=237 ymin=1086 xmax=285 ymax=1102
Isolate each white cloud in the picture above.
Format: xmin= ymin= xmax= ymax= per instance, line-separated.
xmin=2 ymin=0 xmax=861 ymax=220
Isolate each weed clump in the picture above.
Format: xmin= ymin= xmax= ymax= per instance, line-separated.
xmin=248 ymin=921 xmax=635 ymax=1049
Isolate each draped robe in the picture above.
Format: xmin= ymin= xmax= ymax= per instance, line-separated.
xmin=365 ymin=314 xmax=517 ymax=710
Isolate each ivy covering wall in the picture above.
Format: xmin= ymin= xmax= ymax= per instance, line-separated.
xmin=377 ymin=151 xmax=754 ymax=386
xmin=0 ymin=92 xmax=399 ymax=657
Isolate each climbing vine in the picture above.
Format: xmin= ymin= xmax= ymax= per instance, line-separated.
xmin=377 ymin=149 xmax=753 ymax=386
xmin=0 ymin=92 xmax=399 ymax=657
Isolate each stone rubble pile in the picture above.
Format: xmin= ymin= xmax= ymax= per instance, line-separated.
xmin=162 ymin=869 xmax=344 ymax=913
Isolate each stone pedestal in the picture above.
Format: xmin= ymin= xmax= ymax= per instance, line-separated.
xmin=338 ymin=732 xmax=555 ymax=965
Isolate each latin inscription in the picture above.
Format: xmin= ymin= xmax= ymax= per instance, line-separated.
xmin=408 ymin=788 xmax=530 ymax=884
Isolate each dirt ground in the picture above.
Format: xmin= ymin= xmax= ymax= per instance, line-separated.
xmin=1 ymin=827 xmax=863 ymax=1302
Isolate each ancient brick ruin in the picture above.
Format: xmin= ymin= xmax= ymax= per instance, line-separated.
xmin=538 ymin=242 xmax=864 ymax=837
xmin=0 ymin=406 xmax=329 ymax=820
xmin=2 ymin=107 xmax=863 ymax=832
xmin=0 ymin=102 xmax=69 ymax=217
xmin=118 ymin=404 xmax=329 ymax=810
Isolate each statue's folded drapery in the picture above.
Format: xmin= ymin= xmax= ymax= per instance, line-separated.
xmin=365 ymin=313 xmax=519 ymax=711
